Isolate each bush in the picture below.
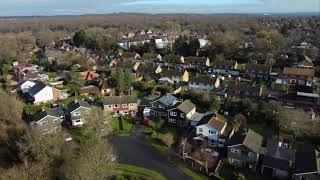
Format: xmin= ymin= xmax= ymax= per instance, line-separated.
xmin=132 ymin=81 xmax=147 ymax=91
xmin=161 ymin=133 xmax=174 ymax=148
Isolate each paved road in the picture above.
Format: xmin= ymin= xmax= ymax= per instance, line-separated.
xmin=110 ymin=134 xmax=192 ymax=180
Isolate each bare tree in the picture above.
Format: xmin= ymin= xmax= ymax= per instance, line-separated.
xmin=61 ymin=140 xmax=117 ymax=180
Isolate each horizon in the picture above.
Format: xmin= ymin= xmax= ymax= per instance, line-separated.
xmin=0 ymin=0 xmax=319 ymax=17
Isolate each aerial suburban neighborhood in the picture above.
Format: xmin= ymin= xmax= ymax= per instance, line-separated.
xmin=0 ymin=1 xmax=319 ymax=180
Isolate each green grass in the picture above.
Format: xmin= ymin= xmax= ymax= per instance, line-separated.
xmin=113 ymin=117 xmax=134 ymax=136
xmin=116 ymin=163 xmax=166 ymax=180
xmin=145 ymin=126 xmax=178 ymax=153
xmin=70 ymin=128 xmax=95 ymax=144
xmin=174 ymin=160 xmax=209 ymax=180
xmin=23 ymin=103 xmax=52 ymax=116
xmin=236 ymin=63 xmax=246 ymax=70
xmin=247 ymin=123 xmax=274 ymax=138
xmin=145 ymin=136 xmax=168 ymax=153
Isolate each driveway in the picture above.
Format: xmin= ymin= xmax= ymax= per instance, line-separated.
xmin=110 ymin=134 xmax=192 ymax=180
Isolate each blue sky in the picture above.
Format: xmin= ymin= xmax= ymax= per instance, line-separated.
xmin=0 ymin=0 xmax=319 ymax=16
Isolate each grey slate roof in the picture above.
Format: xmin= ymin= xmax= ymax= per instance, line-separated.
xmin=263 ymin=156 xmax=290 ymax=171
xmin=157 ymin=94 xmax=178 ymax=106
xmin=33 ymin=107 xmax=64 ymax=122
xmin=227 ymin=129 xmax=263 ymax=153
xmin=68 ymin=100 xmax=91 ymax=113
xmin=29 ymin=81 xmax=46 ymax=96
xmin=189 ymin=75 xmax=218 ymax=85
xmin=103 ymin=96 xmax=137 ymax=105
xmin=176 ymin=100 xmax=196 ymax=114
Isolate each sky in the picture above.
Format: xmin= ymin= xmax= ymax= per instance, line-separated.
xmin=0 ymin=0 xmax=319 ymax=16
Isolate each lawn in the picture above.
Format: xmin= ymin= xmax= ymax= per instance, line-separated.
xmin=145 ymin=126 xmax=178 ymax=153
xmin=116 ymin=163 xmax=166 ymax=180
xmin=173 ymin=160 xmax=209 ymax=180
xmin=70 ymin=127 xmax=95 ymax=144
xmin=113 ymin=116 xmax=134 ymax=136
xmin=145 ymin=135 xmax=168 ymax=153
xmin=247 ymin=123 xmax=274 ymax=138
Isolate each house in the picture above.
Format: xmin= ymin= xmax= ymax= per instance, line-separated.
xmin=163 ymin=54 xmax=184 ymax=68
xmin=67 ymin=100 xmax=92 ymax=127
xmin=138 ymin=96 xmax=159 ymax=113
xmin=225 ymin=81 xmax=263 ymax=99
xmin=119 ymin=51 xmax=141 ymax=61
xmin=184 ymin=56 xmax=210 ymax=68
xmin=136 ymin=65 xmax=162 ymax=80
xmin=103 ymin=95 xmax=138 ymax=116
xmin=211 ymin=60 xmax=239 ymax=75
xmin=260 ymin=139 xmax=295 ymax=179
xmin=150 ymin=94 xmax=179 ymax=118
xmin=195 ymin=114 xmax=227 ymax=147
xmin=20 ymin=80 xmax=36 ymax=93
xmin=161 ymin=69 xmax=189 ymax=84
xmin=28 ymin=81 xmax=54 ymax=105
xmin=296 ymin=55 xmax=314 ymax=68
xmin=293 ymin=149 xmax=320 ymax=180
xmin=188 ymin=75 xmax=220 ymax=92
xmin=99 ymin=79 xmax=114 ymax=95
xmin=244 ymin=64 xmax=272 ymax=80
xmin=79 ymin=85 xmax=100 ymax=97
xmin=167 ymin=100 xmax=196 ymax=127
xmin=142 ymin=53 xmax=162 ymax=63
xmin=227 ymin=129 xmax=263 ymax=171
xmin=79 ymin=71 xmax=100 ymax=81
xmin=280 ymin=67 xmax=315 ymax=86
xmin=31 ymin=107 xmax=64 ymax=134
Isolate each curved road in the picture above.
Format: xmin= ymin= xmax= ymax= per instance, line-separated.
xmin=110 ymin=134 xmax=192 ymax=180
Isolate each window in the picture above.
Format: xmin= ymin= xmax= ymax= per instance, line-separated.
xmin=159 ymin=105 xmax=164 ymax=109
xmin=130 ymin=104 xmax=133 ymax=107
xmin=122 ymin=104 xmax=127 ymax=107
xmin=75 ymin=120 xmax=81 ymax=123
xmin=73 ymin=112 xmax=80 ymax=116
xmin=248 ymin=152 xmax=255 ymax=157
xmin=169 ymin=119 xmax=176 ymax=123
xmin=231 ymin=158 xmax=241 ymax=165
xmin=170 ymin=111 xmax=177 ymax=116
xmin=180 ymin=113 xmax=185 ymax=118
xmin=209 ymin=130 xmax=216 ymax=135
xmin=152 ymin=104 xmax=155 ymax=107
xmin=115 ymin=104 xmax=119 ymax=108
xmin=231 ymin=148 xmax=240 ymax=154
xmin=199 ymin=128 xmax=203 ymax=133
xmin=108 ymin=105 xmax=113 ymax=108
